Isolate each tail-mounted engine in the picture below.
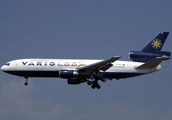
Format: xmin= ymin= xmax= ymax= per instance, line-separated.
xmin=129 ymin=51 xmax=171 ymax=62
xmin=129 ymin=32 xmax=171 ymax=62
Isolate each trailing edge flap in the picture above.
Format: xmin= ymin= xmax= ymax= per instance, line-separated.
xmin=77 ymin=56 xmax=121 ymax=74
xmin=136 ymin=57 xmax=166 ymax=69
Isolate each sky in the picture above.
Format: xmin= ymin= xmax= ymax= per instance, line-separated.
xmin=0 ymin=0 xmax=172 ymax=120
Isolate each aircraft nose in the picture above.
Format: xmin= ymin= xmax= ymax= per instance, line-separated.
xmin=1 ymin=65 xmax=6 ymax=71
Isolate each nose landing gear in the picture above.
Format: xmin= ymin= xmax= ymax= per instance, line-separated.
xmin=24 ymin=82 xmax=28 ymax=86
xmin=24 ymin=77 xmax=29 ymax=86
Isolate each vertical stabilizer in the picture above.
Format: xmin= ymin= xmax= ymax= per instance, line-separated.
xmin=142 ymin=32 xmax=169 ymax=52
xmin=129 ymin=32 xmax=171 ymax=62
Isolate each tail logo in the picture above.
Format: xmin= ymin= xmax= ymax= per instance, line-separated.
xmin=151 ymin=39 xmax=162 ymax=49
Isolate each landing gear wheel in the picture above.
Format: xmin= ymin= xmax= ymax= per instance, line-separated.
xmin=87 ymin=81 xmax=92 ymax=85
xmin=24 ymin=82 xmax=28 ymax=86
xmin=91 ymin=84 xmax=96 ymax=89
xmin=96 ymin=84 xmax=101 ymax=89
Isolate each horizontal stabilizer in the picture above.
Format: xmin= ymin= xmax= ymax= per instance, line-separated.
xmin=136 ymin=57 xmax=167 ymax=69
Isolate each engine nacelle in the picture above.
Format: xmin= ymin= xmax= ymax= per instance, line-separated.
xmin=67 ymin=78 xmax=86 ymax=85
xmin=59 ymin=70 xmax=78 ymax=78
xmin=129 ymin=51 xmax=171 ymax=62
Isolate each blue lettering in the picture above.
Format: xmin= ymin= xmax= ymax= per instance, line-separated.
xmin=37 ymin=62 xmax=42 ymax=66
xmin=29 ymin=62 xmax=34 ymax=66
xmin=22 ymin=61 xmax=28 ymax=65
xmin=50 ymin=62 xmax=55 ymax=66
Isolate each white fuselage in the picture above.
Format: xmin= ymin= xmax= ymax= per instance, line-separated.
xmin=1 ymin=59 xmax=161 ymax=80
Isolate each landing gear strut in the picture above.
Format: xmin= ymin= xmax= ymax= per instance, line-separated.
xmin=24 ymin=77 xmax=29 ymax=86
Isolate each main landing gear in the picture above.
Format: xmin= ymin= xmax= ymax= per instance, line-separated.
xmin=86 ymin=71 xmax=104 ymax=89
xmin=87 ymin=80 xmax=101 ymax=89
xmin=24 ymin=77 xmax=29 ymax=86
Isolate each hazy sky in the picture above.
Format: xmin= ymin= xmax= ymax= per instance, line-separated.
xmin=0 ymin=0 xmax=172 ymax=120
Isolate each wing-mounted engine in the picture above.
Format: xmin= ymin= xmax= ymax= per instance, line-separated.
xmin=59 ymin=70 xmax=79 ymax=78
xmin=67 ymin=78 xmax=86 ymax=85
xmin=129 ymin=51 xmax=171 ymax=62
xmin=59 ymin=70 xmax=86 ymax=85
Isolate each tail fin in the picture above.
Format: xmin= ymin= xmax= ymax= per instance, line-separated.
xmin=129 ymin=32 xmax=171 ymax=62
xmin=142 ymin=32 xmax=169 ymax=52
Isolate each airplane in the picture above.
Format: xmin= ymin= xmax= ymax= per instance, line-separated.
xmin=1 ymin=32 xmax=171 ymax=89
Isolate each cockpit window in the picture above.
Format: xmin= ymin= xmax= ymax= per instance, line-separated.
xmin=5 ymin=63 xmax=10 ymax=66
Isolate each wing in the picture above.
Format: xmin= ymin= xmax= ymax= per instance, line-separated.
xmin=77 ymin=56 xmax=121 ymax=80
xmin=136 ymin=57 xmax=168 ymax=69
